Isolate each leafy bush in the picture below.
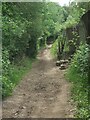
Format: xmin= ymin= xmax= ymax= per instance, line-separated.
xmin=2 ymin=50 xmax=34 ymax=98
xmin=67 ymin=44 xmax=89 ymax=118
xmin=70 ymin=44 xmax=89 ymax=77
xmin=2 ymin=49 xmax=14 ymax=97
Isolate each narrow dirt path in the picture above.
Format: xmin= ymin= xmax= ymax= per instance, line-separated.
xmin=2 ymin=45 xmax=74 ymax=118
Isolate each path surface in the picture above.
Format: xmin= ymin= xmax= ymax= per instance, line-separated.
xmin=2 ymin=45 xmax=74 ymax=118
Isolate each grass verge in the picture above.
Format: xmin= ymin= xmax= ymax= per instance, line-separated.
xmin=2 ymin=57 xmax=36 ymax=99
xmin=66 ymin=67 xmax=89 ymax=118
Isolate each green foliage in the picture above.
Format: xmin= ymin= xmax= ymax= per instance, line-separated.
xmin=2 ymin=2 xmax=44 ymax=60
xmin=70 ymin=44 xmax=89 ymax=77
xmin=43 ymin=3 xmax=66 ymax=37
xmin=2 ymin=2 xmax=44 ymax=98
xmin=51 ymin=39 xmax=58 ymax=58
xmin=2 ymin=50 xmax=10 ymax=75
xmin=2 ymin=49 xmax=14 ymax=97
xmin=50 ymin=2 xmax=88 ymax=60
xmin=67 ymin=44 xmax=89 ymax=118
xmin=2 ymin=56 xmax=34 ymax=98
xmin=63 ymin=6 xmax=85 ymax=28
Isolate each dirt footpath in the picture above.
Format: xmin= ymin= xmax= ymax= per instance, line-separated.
xmin=2 ymin=45 xmax=74 ymax=118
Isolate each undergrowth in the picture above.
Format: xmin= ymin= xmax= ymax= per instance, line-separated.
xmin=50 ymin=39 xmax=58 ymax=58
xmin=2 ymin=56 xmax=35 ymax=99
xmin=66 ymin=44 xmax=89 ymax=118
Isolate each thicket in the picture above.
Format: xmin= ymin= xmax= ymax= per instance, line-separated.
xmin=2 ymin=2 xmax=45 ymax=98
xmin=67 ymin=44 xmax=89 ymax=118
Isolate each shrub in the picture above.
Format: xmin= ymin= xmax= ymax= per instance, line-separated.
xmin=70 ymin=44 xmax=89 ymax=78
xmin=2 ymin=49 xmax=14 ymax=97
xmin=2 ymin=49 xmax=34 ymax=98
xmin=67 ymin=43 xmax=89 ymax=118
